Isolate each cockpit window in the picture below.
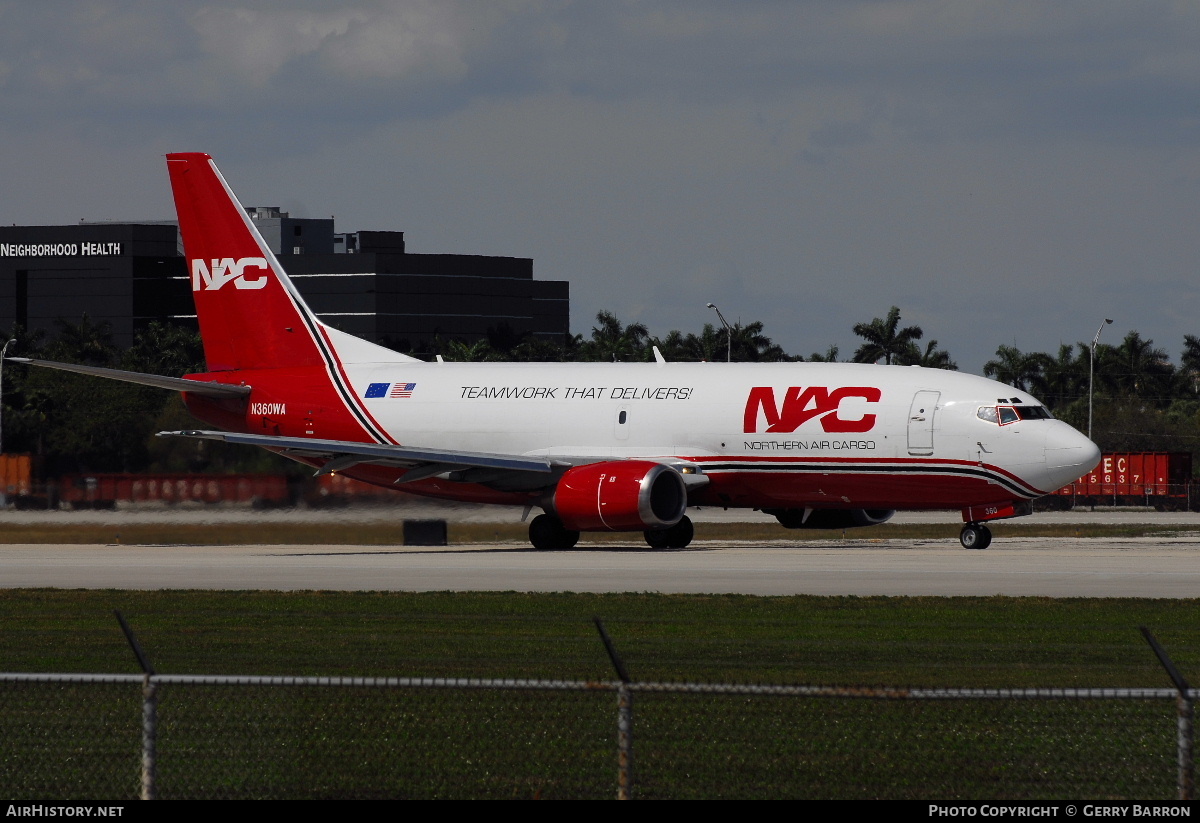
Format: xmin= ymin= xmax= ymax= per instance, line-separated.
xmin=1013 ymin=405 xmax=1053 ymax=420
xmin=977 ymin=405 xmax=1054 ymax=425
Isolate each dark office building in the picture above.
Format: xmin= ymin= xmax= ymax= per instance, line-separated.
xmin=0 ymin=212 xmax=570 ymax=354
xmin=0 ymin=223 xmax=182 ymax=348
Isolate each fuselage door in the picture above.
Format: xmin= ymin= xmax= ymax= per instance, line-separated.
xmin=907 ymin=390 xmax=940 ymax=456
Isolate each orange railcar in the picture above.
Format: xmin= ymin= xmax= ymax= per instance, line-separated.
xmin=59 ymin=473 xmax=291 ymax=507
xmin=1052 ymin=452 xmax=1194 ymax=509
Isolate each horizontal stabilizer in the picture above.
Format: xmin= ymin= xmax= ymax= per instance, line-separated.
xmin=8 ymin=358 xmax=251 ymax=398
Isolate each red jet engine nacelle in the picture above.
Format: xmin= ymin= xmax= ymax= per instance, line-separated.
xmin=552 ymin=460 xmax=688 ymax=531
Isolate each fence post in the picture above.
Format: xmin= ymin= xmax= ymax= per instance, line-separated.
xmin=141 ymin=675 xmax=158 ymax=801
xmin=1140 ymin=626 xmax=1194 ymax=801
xmin=1178 ymin=692 xmax=1194 ymax=802
xmin=594 ymin=617 xmax=633 ymax=800
xmin=115 ymin=611 xmax=157 ymax=800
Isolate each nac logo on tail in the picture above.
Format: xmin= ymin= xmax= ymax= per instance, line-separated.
xmin=191 ymin=257 xmax=269 ymax=291
xmin=744 ymin=386 xmax=881 ymax=433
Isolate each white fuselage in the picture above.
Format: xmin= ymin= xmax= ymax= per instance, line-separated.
xmin=304 ymin=359 xmax=1099 ymax=512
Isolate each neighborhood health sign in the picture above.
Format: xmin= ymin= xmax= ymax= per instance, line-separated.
xmin=0 ymin=242 xmax=123 ymax=257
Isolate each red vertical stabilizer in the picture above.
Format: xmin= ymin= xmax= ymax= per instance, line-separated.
xmin=167 ymin=152 xmax=324 ymax=373
xmin=167 ymin=153 xmax=398 ymax=444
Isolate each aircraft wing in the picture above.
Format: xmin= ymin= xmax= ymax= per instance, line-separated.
xmin=157 ymin=429 xmax=559 ymax=485
xmin=8 ymin=358 xmax=251 ymax=398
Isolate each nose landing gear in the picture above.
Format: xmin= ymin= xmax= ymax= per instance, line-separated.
xmin=959 ymin=523 xmax=992 ymax=550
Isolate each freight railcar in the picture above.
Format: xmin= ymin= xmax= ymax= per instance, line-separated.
xmin=1051 ymin=452 xmax=1195 ymax=510
xmin=58 ymin=473 xmax=293 ymax=508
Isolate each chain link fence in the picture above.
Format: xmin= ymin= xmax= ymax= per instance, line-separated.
xmin=0 ymin=673 xmax=1193 ymax=800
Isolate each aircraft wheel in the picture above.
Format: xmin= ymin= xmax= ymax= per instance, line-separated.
xmin=960 ymin=524 xmax=992 ymax=550
xmin=666 ymin=515 xmax=694 ymax=548
xmin=644 ymin=528 xmax=670 ymax=549
xmin=529 ymin=514 xmax=580 ymax=550
xmin=644 ymin=515 xmax=694 ymax=549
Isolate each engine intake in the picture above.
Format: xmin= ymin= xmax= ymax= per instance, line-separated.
xmin=552 ymin=460 xmax=687 ymax=531
xmin=765 ymin=508 xmax=896 ymax=530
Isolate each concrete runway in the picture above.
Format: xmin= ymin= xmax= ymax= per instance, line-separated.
xmin=1 ymin=532 xmax=1198 ymax=597
xmin=2 ymin=505 xmax=1198 ymax=596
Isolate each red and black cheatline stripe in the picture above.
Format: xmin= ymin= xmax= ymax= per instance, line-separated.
xmin=691 ymin=456 xmax=1047 ymax=499
xmin=304 ymin=313 xmax=396 ymax=445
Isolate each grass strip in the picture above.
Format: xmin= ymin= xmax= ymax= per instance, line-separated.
xmin=1 ymin=589 xmax=1197 ymax=687
xmin=2 ymin=590 xmax=1197 ymax=799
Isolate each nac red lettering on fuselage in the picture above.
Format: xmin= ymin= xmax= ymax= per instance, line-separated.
xmin=191 ymin=257 xmax=269 ymax=291
xmin=743 ymin=386 xmax=881 ymax=434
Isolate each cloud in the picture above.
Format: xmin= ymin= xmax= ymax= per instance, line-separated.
xmin=189 ymin=6 xmax=363 ymax=85
xmin=317 ymin=3 xmax=468 ymax=83
xmin=2 ymin=0 xmax=1200 ymax=372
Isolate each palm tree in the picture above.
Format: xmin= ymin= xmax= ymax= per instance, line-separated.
xmin=807 ymin=344 xmax=840 ymax=363
xmin=852 ymin=307 xmax=923 ymax=365
xmin=1182 ymin=334 xmax=1200 ymax=373
xmin=983 ymin=345 xmax=1045 ymax=393
xmin=727 ymin=320 xmax=790 ymax=362
xmin=651 ymin=327 xmax=720 ymax=362
xmin=1113 ymin=330 xmax=1173 ymax=399
xmin=584 ymin=311 xmax=650 ymax=362
xmin=508 ymin=335 xmax=579 ymax=362
xmin=1089 ymin=340 xmax=1123 ymax=397
xmin=1038 ymin=343 xmax=1086 ymax=410
xmin=1180 ymin=334 xmax=1200 ymax=395
xmin=650 ymin=319 xmax=793 ymax=362
xmin=898 ymin=339 xmax=957 ymax=370
xmin=439 ymin=338 xmax=495 ymax=362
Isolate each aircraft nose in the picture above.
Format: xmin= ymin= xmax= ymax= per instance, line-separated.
xmin=1044 ymin=425 xmax=1102 ymax=488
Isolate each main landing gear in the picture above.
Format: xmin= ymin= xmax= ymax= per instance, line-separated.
xmin=643 ymin=515 xmax=694 ymax=549
xmin=959 ymin=523 xmax=992 ymax=550
xmin=527 ymin=513 xmax=696 ymax=550
xmin=528 ymin=513 xmax=580 ymax=550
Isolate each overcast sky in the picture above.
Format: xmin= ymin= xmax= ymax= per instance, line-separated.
xmin=2 ymin=1 xmax=1198 ymax=373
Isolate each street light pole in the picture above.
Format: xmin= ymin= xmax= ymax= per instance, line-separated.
xmin=1088 ymin=319 xmax=1112 ymax=441
xmin=0 ymin=338 xmax=15 ymax=455
xmin=0 ymin=338 xmax=15 ymax=509
xmin=706 ymin=303 xmax=732 ymax=363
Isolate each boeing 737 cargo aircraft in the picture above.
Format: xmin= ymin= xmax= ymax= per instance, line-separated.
xmin=12 ymin=153 xmax=1101 ymax=550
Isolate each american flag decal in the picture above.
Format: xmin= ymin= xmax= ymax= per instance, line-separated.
xmin=390 ymin=382 xmax=416 ymax=398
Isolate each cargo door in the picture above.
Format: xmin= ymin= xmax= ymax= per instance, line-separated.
xmin=907 ymin=391 xmax=940 ymax=456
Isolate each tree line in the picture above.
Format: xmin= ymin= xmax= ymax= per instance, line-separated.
xmin=3 ymin=306 xmax=1199 ymax=474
